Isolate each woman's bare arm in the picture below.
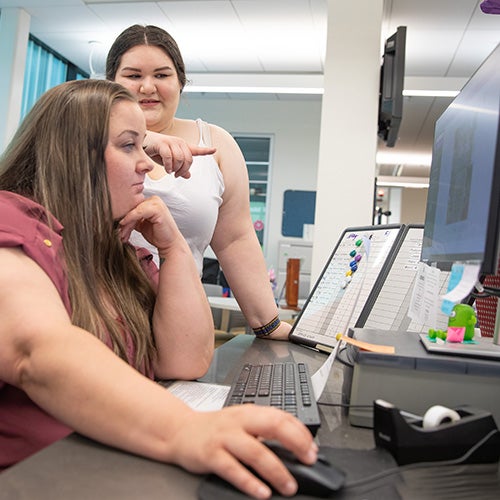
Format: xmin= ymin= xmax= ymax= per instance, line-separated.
xmin=118 ymin=196 xmax=214 ymax=380
xmin=0 ymin=247 xmax=317 ymax=499
xmin=209 ymin=125 xmax=291 ymax=340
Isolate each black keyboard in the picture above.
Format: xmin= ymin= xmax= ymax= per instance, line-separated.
xmin=224 ymin=362 xmax=321 ymax=435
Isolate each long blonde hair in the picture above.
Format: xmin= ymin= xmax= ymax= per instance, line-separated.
xmin=0 ymin=79 xmax=157 ymax=371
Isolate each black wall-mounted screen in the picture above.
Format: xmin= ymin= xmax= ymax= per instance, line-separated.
xmin=378 ymin=26 xmax=407 ymax=148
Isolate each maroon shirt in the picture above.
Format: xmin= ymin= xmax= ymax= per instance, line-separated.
xmin=0 ymin=191 xmax=158 ymax=471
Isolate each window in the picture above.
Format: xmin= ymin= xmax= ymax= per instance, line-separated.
xmin=233 ymin=136 xmax=272 ymax=250
xmin=21 ymin=35 xmax=88 ymax=119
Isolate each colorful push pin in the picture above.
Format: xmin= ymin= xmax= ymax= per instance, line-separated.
xmin=341 ymin=275 xmax=353 ymax=289
xmin=346 ymin=270 xmax=353 ymax=276
xmin=349 ymin=250 xmax=356 ymax=257
xmin=355 ymin=239 xmax=363 ymax=247
xmin=355 ymin=254 xmax=362 ymax=262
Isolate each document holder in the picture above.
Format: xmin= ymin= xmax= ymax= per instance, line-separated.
xmin=373 ymin=400 xmax=500 ymax=465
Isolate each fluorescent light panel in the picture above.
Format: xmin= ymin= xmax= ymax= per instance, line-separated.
xmin=184 ymin=85 xmax=323 ymax=95
xmin=184 ymin=74 xmax=461 ymax=96
xmin=184 ymin=86 xmax=459 ymax=96
xmin=403 ymin=89 xmax=459 ymax=97
xmin=84 ymin=0 xmax=163 ymax=3
xmin=377 ymin=175 xmax=429 ymax=189
xmin=376 ymin=151 xmax=432 ymax=166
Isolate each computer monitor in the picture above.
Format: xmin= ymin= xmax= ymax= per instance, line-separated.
xmin=421 ymin=42 xmax=500 ymax=276
xmin=288 ymin=224 xmax=406 ymax=351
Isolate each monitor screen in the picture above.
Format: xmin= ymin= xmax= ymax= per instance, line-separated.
xmin=288 ymin=224 xmax=405 ymax=350
xmin=421 ymin=42 xmax=500 ymax=275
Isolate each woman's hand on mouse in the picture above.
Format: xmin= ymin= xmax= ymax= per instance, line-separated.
xmin=143 ymin=130 xmax=216 ymax=179
xmin=164 ymin=405 xmax=318 ymax=499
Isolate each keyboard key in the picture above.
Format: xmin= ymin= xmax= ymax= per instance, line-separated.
xmin=224 ymin=362 xmax=320 ymax=435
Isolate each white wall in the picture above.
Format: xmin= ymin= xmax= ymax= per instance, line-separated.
xmin=0 ymin=8 xmax=30 ymax=151
xmin=182 ymin=0 xmax=384 ymax=294
xmin=1 ymin=1 xmax=416 ymax=287
xmin=177 ymin=95 xmax=322 ymax=272
xmin=312 ymin=0 xmax=383 ymax=283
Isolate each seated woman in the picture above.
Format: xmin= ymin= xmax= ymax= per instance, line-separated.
xmin=0 ymin=79 xmax=317 ymax=499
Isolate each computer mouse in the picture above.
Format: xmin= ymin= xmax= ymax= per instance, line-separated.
xmin=264 ymin=442 xmax=346 ymax=497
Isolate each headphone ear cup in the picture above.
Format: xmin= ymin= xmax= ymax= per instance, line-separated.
xmin=422 ymin=405 xmax=461 ymax=429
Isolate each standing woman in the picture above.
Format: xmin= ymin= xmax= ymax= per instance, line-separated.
xmin=106 ymin=25 xmax=291 ymax=340
xmin=0 ymin=79 xmax=317 ymax=499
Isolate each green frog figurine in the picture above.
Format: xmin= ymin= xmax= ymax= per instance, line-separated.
xmin=428 ymin=304 xmax=477 ymax=343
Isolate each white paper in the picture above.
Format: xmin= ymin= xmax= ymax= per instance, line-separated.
xmin=408 ymin=261 xmax=441 ymax=326
xmin=310 ymin=341 xmax=340 ymax=401
xmin=167 ymin=381 xmax=230 ymax=411
xmin=167 ymin=346 xmax=339 ymax=410
xmin=307 ymin=236 xmax=370 ymax=399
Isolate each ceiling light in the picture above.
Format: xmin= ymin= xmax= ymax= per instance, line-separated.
xmin=84 ymin=0 xmax=153 ymax=3
xmin=403 ymin=89 xmax=460 ymax=97
xmin=182 ymin=74 xmax=463 ymax=97
xmin=183 ymin=83 xmax=460 ymax=97
xmin=184 ymin=86 xmax=324 ymax=95
xmin=184 ymin=73 xmax=324 ymax=95
xmin=376 ymin=151 xmax=433 ymax=166
xmin=377 ymin=176 xmax=429 ymax=188
xmin=402 ymin=76 xmax=466 ymax=98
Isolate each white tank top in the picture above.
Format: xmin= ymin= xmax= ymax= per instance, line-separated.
xmin=130 ymin=119 xmax=224 ymax=275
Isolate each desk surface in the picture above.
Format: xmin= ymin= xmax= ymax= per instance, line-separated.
xmin=207 ymin=296 xmax=301 ymax=321
xmin=207 ymin=296 xmax=242 ymax=311
xmin=1 ymin=336 xmax=498 ymax=499
xmin=0 ymin=336 xmax=371 ymax=499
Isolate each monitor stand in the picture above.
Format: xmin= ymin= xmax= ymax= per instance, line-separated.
xmin=419 ymin=334 xmax=500 ymax=360
xmin=420 ymin=279 xmax=500 ymax=360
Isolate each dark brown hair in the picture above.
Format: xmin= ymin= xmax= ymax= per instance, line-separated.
xmin=106 ymin=24 xmax=187 ymax=91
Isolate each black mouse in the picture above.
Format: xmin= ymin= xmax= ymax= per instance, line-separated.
xmin=264 ymin=442 xmax=346 ymax=497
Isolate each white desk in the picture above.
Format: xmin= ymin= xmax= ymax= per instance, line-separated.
xmin=207 ymin=296 xmax=301 ymax=332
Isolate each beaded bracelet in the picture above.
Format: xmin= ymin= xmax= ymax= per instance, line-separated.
xmin=252 ymin=315 xmax=281 ymax=336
